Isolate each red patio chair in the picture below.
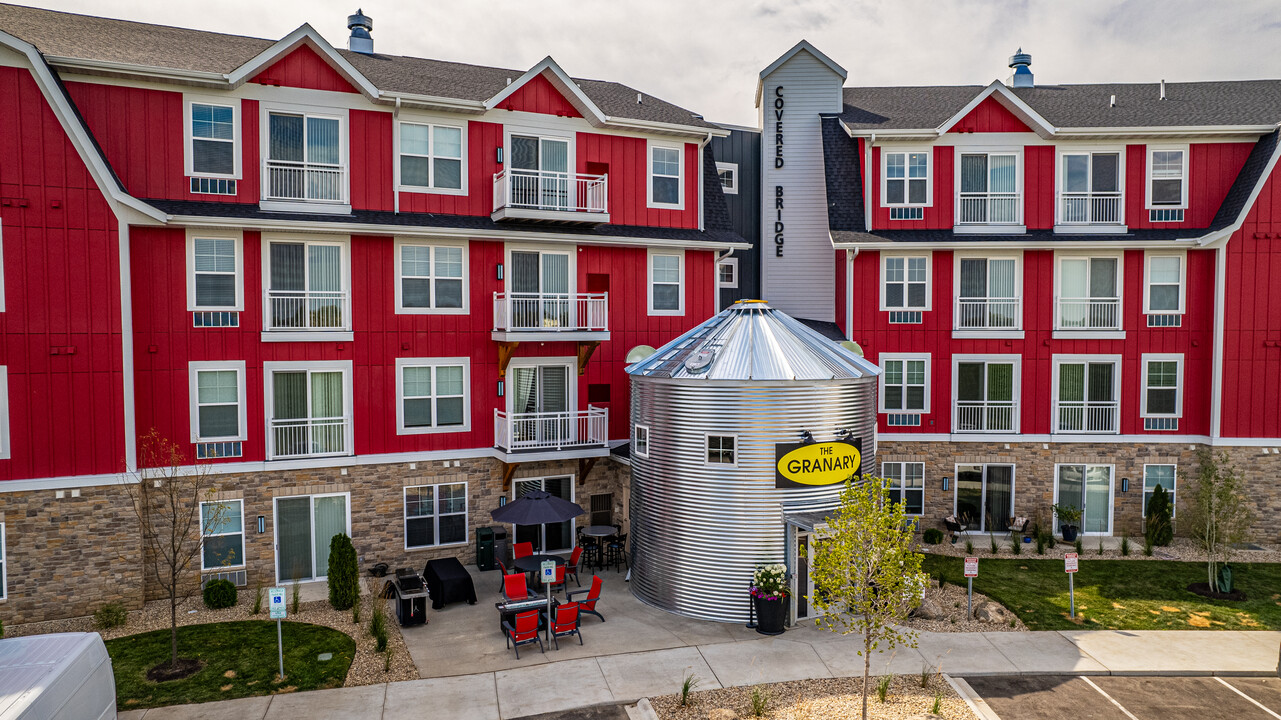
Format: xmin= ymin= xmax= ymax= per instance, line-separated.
xmin=551 ymin=601 xmax=583 ymax=649
xmin=513 ymin=542 xmax=534 ymax=560
xmin=567 ymin=574 xmax=605 ymax=623
xmin=497 ymin=558 xmax=510 ymax=592
xmin=549 ymin=563 xmax=568 ymax=596
xmin=503 ymin=610 xmax=544 ymax=659
xmin=502 ymin=572 xmax=531 ymax=602
xmin=565 ymin=546 xmax=584 ymax=588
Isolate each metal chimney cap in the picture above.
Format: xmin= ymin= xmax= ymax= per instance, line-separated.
xmin=1008 ymin=48 xmax=1032 ymax=69
xmin=348 ymin=9 xmax=372 ymax=31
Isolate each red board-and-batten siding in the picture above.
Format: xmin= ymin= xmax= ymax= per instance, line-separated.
xmin=131 ymin=228 xmax=714 ymax=463
xmin=496 ymin=73 xmax=582 ymax=117
xmin=0 ymin=66 xmax=125 ymax=480
xmin=251 ymin=43 xmax=359 ymax=94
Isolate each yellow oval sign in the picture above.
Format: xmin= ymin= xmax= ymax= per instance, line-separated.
xmin=776 ymin=441 xmax=862 ymax=487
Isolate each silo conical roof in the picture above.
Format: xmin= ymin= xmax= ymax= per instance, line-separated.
xmin=626 ymin=300 xmax=880 ymax=381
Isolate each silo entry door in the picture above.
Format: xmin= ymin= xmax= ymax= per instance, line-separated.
xmin=794 ymin=531 xmax=814 ymax=621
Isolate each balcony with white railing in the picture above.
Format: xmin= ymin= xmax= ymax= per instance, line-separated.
xmin=956 ymin=401 xmax=1017 ymax=433
xmin=955 ymin=298 xmax=1021 ymax=332
xmin=1056 ymin=297 xmax=1121 ymax=332
xmin=492 ymin=292 xmax=609 ymax=341
xmin=956 ymin=192 xmax=1022 ymax=229
xmin=492 ymin=169 xmax=610 ymax=224
xmin=265 ymin=290 xmax=350 ymax=334
xmin=1058 ymin=192 xmax=1123 ymax=227
xmin=263 ymin=161 xmax=348 ymax=211
xmin=268 ymin=416 xmax=351 ymax=460
xmin=494 ymin=407 xmax=610 ymax=456
xmin=1056 ymin=402 xmax=1119 ymax=434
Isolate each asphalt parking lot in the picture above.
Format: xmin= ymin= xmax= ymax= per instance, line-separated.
xmin=962 ymin=675 xmax=1281 ymax=720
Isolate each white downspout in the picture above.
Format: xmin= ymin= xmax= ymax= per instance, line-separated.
xmin=714 ymin=248 xmax=732 ymax=311
xmin=698 ymin=132 xmax=712 ymax=232
xmin=393 ymin=96 xmax=402 ymax=215
xmin=1211 ymin=242 xmax=1226 ymax=442
xmin=864 ymin=133 xmax=875 ymax=232
xmin=846 ymin=246 xmax=858 ymax=340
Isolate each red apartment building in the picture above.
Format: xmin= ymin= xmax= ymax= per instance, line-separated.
xmin=0 ymin=4 xmax=744 ymax=624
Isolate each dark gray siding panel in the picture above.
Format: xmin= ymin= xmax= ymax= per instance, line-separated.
xmin=711 ymin=128 xmax=761 ymax=308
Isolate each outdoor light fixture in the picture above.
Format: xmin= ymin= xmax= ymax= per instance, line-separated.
xmin=257 ymin=516 xmax=265 ymax=534
xmin=1121 ymin=477 xmax=1130 ymax=493
xmin=942 ymin=476 xmax=950 ymax=491
xmin=496 ymin=146 xmax=504 ymax=164
xmin=497 ymin=379 xmax=505 ymax=397
xmin=496 ymin=263 xmax=504 ymax=280
xmin=799 ymin=430 xmax=815 ymax=444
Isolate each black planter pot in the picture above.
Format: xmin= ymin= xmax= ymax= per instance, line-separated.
xmin=1061 ymin=524 xmax=1079 ymax=542
xmin=753 ymin=596 xmax=787 ymax=635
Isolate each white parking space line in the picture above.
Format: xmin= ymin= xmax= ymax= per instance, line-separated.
xmin=1080 ymin=676 xmax=1141 ymax=720
xmin=1217 ymin=677 xmax=1281 ymax=719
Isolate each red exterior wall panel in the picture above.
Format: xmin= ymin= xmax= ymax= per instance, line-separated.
xmin=495 ymin=74 xmax=582 ymax=117
xmin=868 ymin=145 xmax=954 ymax=230
xmin=947 ymin=96 xmax=1033 ymax=134
xmin=251 ymin=44 xmax=358 ymax=93
xmin=1125 ymin=142 xmax=1253 ymax=229
xmin=397 ymin=121 xmax=501 ymax=216
xmin=576 ymin=135 xmax=698 ymax=229
xmin=1023 ymin=146 xmax=1055 ymax=229
xmin=349 ymin=109 xmax=393 ymax=212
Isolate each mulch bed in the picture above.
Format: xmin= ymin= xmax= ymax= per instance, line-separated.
xmin=146 ymin=658 xmax=204 ymax=682
xmin=1186 ymin=583 xmax=1247 ymax=601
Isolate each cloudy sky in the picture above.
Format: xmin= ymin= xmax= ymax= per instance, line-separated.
xmin=22 ymin=0 xmax=1281 ymax=126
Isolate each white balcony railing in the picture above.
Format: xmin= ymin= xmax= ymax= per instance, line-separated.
xmin=955 ymin=298 xmax=1021 ymax=330
xmin=1056 ymin=297 xmax=1120 ymax=330
xmin=269 ymin=416 xmax=350 ymax=459
xmin=956 ymin=401 xmax=1016 ymax=432
xmin=492 ymin=170 xmax=608 ymax=215
xmin=1059 ymin=193 xmax=1122 ymax=225
xmin=264 ymin=161 xmax=347 ymax=203
xmin=493 ymin=293 xmax=608 ymax=333
xmin=957 ymin=193 xmax=1022 ymax=225
xmin=1056 ymin=402 xmax=1119 ymax=434
xmin=494 ymin=407 xmax=609 ymax=453
xmin=266 ymin=290 xmax=349 ymax=332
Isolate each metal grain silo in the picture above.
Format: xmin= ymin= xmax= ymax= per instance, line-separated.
xmin=626 ymin=300 xmax=879 ymax=623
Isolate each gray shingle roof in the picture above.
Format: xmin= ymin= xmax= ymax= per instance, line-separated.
xmin=0 ymin=3 xmax=716 ymax=130
xmin=841 ymin=81 xmax=1281 ymax=131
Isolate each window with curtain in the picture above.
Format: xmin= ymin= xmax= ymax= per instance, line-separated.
xmin=399 ymin=122 xmax=464 ymax=190
xmin=1143 ymin=465 xmax=1176 ymax=517
xmin=1143 ymin=358 xmax=1180 ymax=417
xmin=959 ymin=152 xmax=1018 ymax=224
xmin=1056 ymin=360 xmax=1118 ymax=433
xmin=267 ymin=240 xmax=347 ymax=330
xmin=270 ymin=368 xmax=348 ymax=458
xmin=195 ymin=368 xmax=241 ymax=440
xmin=266 ymin=111 xmax=343 ymax=202
xmin=884 ymin=151 xmax=929 ymax=206
xmin=192 ymin=237 xmax=238 ymax=309
xmin=707 ymin=435 xmax=736 ymax=465
xmin=1056 ymin=464 xmax=1112 ymax=534
xmin=1057 ymin=256 xmax=1119 ymax=329
xmin=882 ymin=462 xmax=924 ymax=515
xmin=1149 ymin=149 xmax=1186 ymax=207
xmin=650 ymin=253 xmax=682 ymax=312
xmin=956 ymin=360 xmax=1015 ymax=432
xmin=400 ymin=361 xmax=466 ymax=431
xmin=191 ymin=103 xmax=235 ymax=176
xmin=651 ymin=146 xmax=682 ymax=205
xmin=882 ymin=358 xmax=927 ymax=412
xmin=200 ymin=500 xmax=244 ymax=570
xmin=399 ymin=243 xmax=464 ymax=310
xmin=405 ymin=483 xmax=468 ymax=548
xmin=883 ymin=256 xmax=928 ymax=310
xmin=1147 ymin=255 xmax=1182 ymax=314
xmin=957 ymin=257 xmax=1018 ymax=329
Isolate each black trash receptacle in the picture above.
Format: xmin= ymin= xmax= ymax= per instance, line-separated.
xmin=476 ymin=526 xmax=495 ymax=571
xmin=492 ymin=527 xmax=509 ymax=567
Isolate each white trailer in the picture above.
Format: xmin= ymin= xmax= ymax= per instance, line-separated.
xmin=0 ymin=632 xmax=116 ymax=720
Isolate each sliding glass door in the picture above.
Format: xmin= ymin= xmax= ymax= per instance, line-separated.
xmin=1056 ymin=465 xmax=1113 ymax=535
xmin=510 ymin=250 xmax=571 ymax=328
xmin=270 ymin=369 xmax=348 ymax=459
xmin=275 ymin=493 xmax=349 ymax=582
xmin=955 ymin=464 xmax=1014 ymax=532
xmin=512 ymin=476 xmax=574 ymax=553
xmin=509 ymin=363 xmax=571 ymax=445
xmin=510 ymin=135 xmax=569 ymax=209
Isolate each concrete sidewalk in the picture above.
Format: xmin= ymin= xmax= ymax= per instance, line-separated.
xmin=118 ymin=629 xmax=1281 ymax=719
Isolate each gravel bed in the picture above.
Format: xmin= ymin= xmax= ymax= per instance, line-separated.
xmin=902 ymin=582 xmax=1027 ymax=634
xmin=6 ymin=581 xmax=418 ymax=687
xmin=920 ymin=535 xmax=1281 ymax=563
xmin=651 ymin=674 xmax=974 ymax=720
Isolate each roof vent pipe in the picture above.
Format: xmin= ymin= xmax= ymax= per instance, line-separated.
xmin=347 ymin=9 xmax=373 ymax=54
xmin=1160 ymin=79 xmax=1166 ymax=100
xmin=1007 ymin=48 xmax=1033 ymax=88
xmin=637 ymin=93 xmax=643 ymax=104
xmin=1110 ymin=94 xmax=1116 ymax=108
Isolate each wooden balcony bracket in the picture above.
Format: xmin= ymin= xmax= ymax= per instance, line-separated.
xmin=576 ymin=340 xmax=600 ymax=376
xmin=578 ymin=457 xmax=598 ymax=486
xmin=500 ymin=461 xmax=520 ymax=493
xmin=497 ymin=341 xmax=520 ymax=378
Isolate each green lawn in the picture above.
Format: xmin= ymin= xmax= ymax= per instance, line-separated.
xmin=922 ymin=555 xmax=1281 ymax=631
xmin=105 ymin=620 xmax=355 ymax=709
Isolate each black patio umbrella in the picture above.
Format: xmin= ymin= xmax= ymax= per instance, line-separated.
xmin=490 ymin=489 xmax=585 ymax=526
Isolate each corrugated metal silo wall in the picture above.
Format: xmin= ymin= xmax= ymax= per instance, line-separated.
xmin=629 ymin=377 xmax=877 ymax=622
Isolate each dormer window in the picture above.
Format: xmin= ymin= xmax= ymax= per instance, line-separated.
xmin=883 ymin=150 xmax=929 ymax=220
xmin=1147 ymin=147 xmax=1187 ymax=222
xmin=262 ymin=106 xmax=348 ymax=211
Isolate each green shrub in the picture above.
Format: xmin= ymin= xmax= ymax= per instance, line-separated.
xmin=1010 ymin=536 xmax=1022 ymax=555
xmin=202 ymin=579 xmax=237 ymax=610
xmin=327 ymin=533 xmax=359 ymax=611
xmin=876 ymin=674 xmax=892 ymax=703
xmin=1120 ymin=533 xmax=1131 ymax=556
xmin=922 ymin=528 xmax=944 ymax=544
xmin=1145 ymin=484 xmax=1174 ymax=547
xmin=964 ymin=540 xmax=974 ymax=555
xmin=369 ymin=600 xmax=388 ymax=652
xmin=251 ymin=582 xmax=263 ymax=615
xmin=94 ymin=602 xmax=127 ymax=629
xmin=989 ymin=535 xmax=999 ymax=554
xmin=1074 ymin=538 xmax=1084 ymax=555
xmin=1035 ymin=534 xmax=1045 ymax=555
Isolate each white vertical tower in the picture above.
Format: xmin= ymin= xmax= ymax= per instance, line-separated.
xmin=757 ymin=41 xmax=846 ymax=323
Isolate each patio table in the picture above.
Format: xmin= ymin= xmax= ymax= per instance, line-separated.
xmin=512 ymin=553 xmax=566 ymax=575
xmin=580 ymin=526 xmax=615 ymax=570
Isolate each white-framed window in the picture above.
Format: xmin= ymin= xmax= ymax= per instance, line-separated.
xmin=1143 ymin=464 xmax=1177 ymax=518
xmin=394 ymin=239 xmax=467 ymax=314
xmin=396 ymin=358 xmax=470 ymax=435
xmin=405 ymin=482 xmax=468 ymax=549
xmin=706 ymin=434 xmax=736 ymax=465
xmin=879 ymin=354 xmax=929 ymax=414
xmin=0 ymin=523 xmax=6 ymax=600
xmin=200 ymin=499 xmax=245 ymax=571
xmin=882 ymin=150 xmax=931 ymax=207
xmin=189 ymin=361 xmax=247 ymax=442
xmin=1057 ymin=150 xmax=1122 ymax=225
xmin=1141 ymin=354 xmax=1183 ymax=422
xmin=716 ymin=162 xmax=738 ymax=194
xmin=957 ymin=151 xmax=1021 ymax=225
xmin=955 ymin=255 xmax=1021 ymax=331
xmin=0 ymin=367 xmax=9 ymax=460
xmin=882 ymin=462 xmax=924 ymax=515
xmin=1054 ymin=463 xmax=1114 ymax=535
xmin=881 ymin=255 xmax=930 ymax=311
xmin=187 ymin=230 xmax=243 ymax=311
xmin=648 ymin=142 xmax=684 ymax=209
xmin=185 ymin=97 xmax=240 ymax=179
xmin=397 ymin=121 xmax=466 ymax=194
xmin=1052 ymin=355 xmax=1121 ymax=434
xmin=634 ymin=425 xmax=649 ymax=458
xmin=718 ymin=257 xmax=739 ymax=289
xmin=953 ymin=355 xmax=1019 ymax=433
xmin=262 ymin=234 xmax=351 ymax=335
xmin=1055 ymin=254 xmax=1122 ymax=331
xmin=1144 ymin=253 xmax=1185 ymax=316
xmin=1147 ymin=146 xmax=1188 ymax=210
xmin=262 ymin=105 xmax=347 ymax=205
xmin=264 ymin=360 xmax=353 ymax=460
xmin=648 ymin=249 xmax=684 ymax=315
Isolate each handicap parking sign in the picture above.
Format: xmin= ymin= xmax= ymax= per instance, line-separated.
xmin=269 ymin=587 xmax=287 ymax=619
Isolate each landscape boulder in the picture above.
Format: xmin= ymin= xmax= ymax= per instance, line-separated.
xmin=974 ymin=601 xmax=1013 ymax=625
xmin=911 ymin=597 xmax=948 ymax=620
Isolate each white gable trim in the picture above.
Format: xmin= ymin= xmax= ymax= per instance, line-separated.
xmin=935 ymin=81 xmax=1057 ymax=139
xmin=225 ymin=24 xmax=380 ymax=100
xmin=756 ymin=40 xmax=848 ymax=108
xmin=484 ymin=56 xmax=608 ymax=126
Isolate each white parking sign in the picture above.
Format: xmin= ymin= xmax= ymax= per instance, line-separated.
xmin=269 ymin=587 xmax=287 ymax=619
xmin=964 ymin=557 xmax=978 ymax=578
xmin=1064 ymin=553 xmax=1079 ymax=573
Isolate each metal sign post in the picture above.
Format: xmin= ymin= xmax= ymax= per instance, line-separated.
xmin=541 ymin=560 xmax=556 ymax=643
xmin=268 ymin=587 xmax=287 ymax=679
xmin=1064 ymin=553 xmax=1079 ymax=619
xmin=964 ymin=557 xmax=978 ymax=619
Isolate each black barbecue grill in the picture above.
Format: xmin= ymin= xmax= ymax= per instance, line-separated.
xmin=385 ymin=567 xmax=429 ymax=627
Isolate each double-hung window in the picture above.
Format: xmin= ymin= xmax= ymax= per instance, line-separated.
xmin=1145 ymin=253 xmax=1184 ymax=325
xmin=1147 ymin=147 xmax=1187 ymax=222
xmin=1143 ymin=464 xmax=1177 ymax=517
xmin=882 ymin=462 xmax=924 ymax=515
xmin=190 ymin=362 xmax=246 ymax=442
xmin=187 ymin=100 xmax=238 ymax=194
xmin=266 ymin=361 xmax=352 ymax=460
xmin=956 ymin=257 xmax=1019 ymax=330
xmin=649 ymin=144 xmax=683 ymax=208
xmin=399 ymin=122 xmax=464 ymax=192
xmin=396 ymin=358 xmax=469 ymax=434
xmin=1141 ymin=354 xmax=1182 ymax=431
xmin=634 ymin=425 xmax=650 ymax=458
xmin=649 ymin=250 xmax=683 ymax=315
xmin=881 ymin=355 xmax=928 ymax=425
xmin=706 ymin=435 xmax=736 ymax=465
xmin=882 ymin=255 xmax=928 ymax=322
xmin=200 ymin=499 xmax=245 ymax=570
xmin=265 ymin=237 xmax=349 ymax=334
xmin=955 ymin=357 xmax=1017 ymax=433
xmin=396 ymin=241 xmax=466 ymax=313
xmin=188 ymin=233 xmax=242 ymax=313
xmin=1057 ymin=255 xmax=1121 ymax=331
xmin=1059 ymin=152 xmax=1121 ymax=225
xmin=405 ymin=483 xmax=468 ymax=549
xmin=1054 ymin=356 xmax=1120 ymax=434
xmin=883 ymin=150 xmax=929 ymax=220
xmin=958 ymin=152 xmax=1020 ymax=225
xmin=265 ymin=110 xmax=345 ymax=204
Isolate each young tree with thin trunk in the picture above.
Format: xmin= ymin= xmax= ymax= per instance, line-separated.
xmin=809 ymin=474 xmax=928 ymax=720
xmin=1185 ymin=450 xmax=1255 ymax=591
xmin=125 ymin=429 xmax=225 ymax=672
